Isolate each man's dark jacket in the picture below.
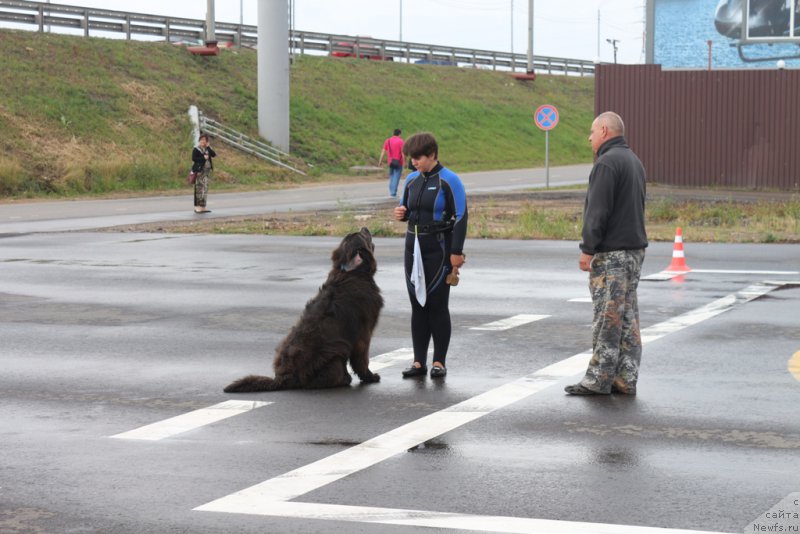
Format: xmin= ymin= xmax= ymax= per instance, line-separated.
xmin=580 ymin=136 xmax=648 ymax=255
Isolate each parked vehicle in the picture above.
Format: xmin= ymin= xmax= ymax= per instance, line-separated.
xmin=330 ymin=39 xmax=393 ymax=61
xmin=415 ymin=58 xmax=457 ymax=66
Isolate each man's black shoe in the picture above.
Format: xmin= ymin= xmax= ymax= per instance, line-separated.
xmin=402 ymin=365 xmax=427 ymax=378
xmin=564 ymin=384 xmax=608 ymax=395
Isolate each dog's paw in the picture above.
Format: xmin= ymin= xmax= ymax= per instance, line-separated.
xmin=361 ymin=372 xmax=380 ymax=383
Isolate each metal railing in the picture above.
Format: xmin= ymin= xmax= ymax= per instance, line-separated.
xmin=199 ymin=113 xmax=308 ymax=176
xmin=0 ymin=0 xmax=595 ymax=76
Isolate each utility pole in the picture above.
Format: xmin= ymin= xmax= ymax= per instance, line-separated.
xmin=645 ymin=0 xmax=655 ymax=63
xmin=597 ymin=9 xmax=600 ymax=60
xmin=288 ymin=0 xmax=294 ymax=60
xmin=526 ymin=0 xmax=534 ymax=73
xmin=640 ymin=1 xmax=646 ymax=62
xmin=399 ymin=0 xmax=403 ymax=41
xmin=606 ymin=38 xmax=619 ymax=64
xmin=235 ymin=0 xmax=243 ymax=49
xmin=510 ymin=0 xmax=514 ymax=55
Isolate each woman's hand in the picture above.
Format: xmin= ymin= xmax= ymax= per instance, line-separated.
xmin=393 ymin=206 xmax=407 ymax=221
xmin=450 ymin=254 xmax=465 ymax=269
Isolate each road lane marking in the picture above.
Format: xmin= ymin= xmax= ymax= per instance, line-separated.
xmin=115 ymin=350 xmax=416 ymax=442
xmin=568 ymin=297 xmax=592 ymax=303
xmin=198 ymin=501 xmax=726 ymax=534
xmin=470 ymin=314 xmax=549 ymax=331
xmin=110 ymin=400 xmax=271 ymax=441
xmin=642 ymin=271 xmax=681 ymax=281
xmin=195 ymin=282 xmax=776 ymax=534
xmin=196 ymin=359 xmax=583 ymax=506
xmin=691 ymin=269 xmax=799 ymax=275
xmin=367 ymin=348 xmax=416 ymax=372
xmin=640 ymin=282 xmax=775 ymax=344
xmin=789 ymin=351 xmax=800 ymax=383
xmin=644 ymin=269 xmax=799 ymax=281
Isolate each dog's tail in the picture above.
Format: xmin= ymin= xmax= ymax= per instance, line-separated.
xmin=223 ymin=375 xmax=296 ymax=393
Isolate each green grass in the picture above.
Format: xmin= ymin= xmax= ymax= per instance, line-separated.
xmin=0 ymin=29 xmax=594 ymax=199
xmin=291 ymin=57 xmax=594 ymax=171
xmin=645 ymin=198 xmax=800 ymax=242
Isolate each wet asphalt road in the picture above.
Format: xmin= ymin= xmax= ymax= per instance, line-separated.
xmin=1 ymin=228 xmax=799 ymax=534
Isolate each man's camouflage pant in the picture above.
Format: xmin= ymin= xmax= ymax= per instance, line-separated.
xmin=580 ymin=249 xmax=645 ymax=394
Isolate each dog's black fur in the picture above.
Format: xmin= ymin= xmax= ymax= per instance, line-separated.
xmin=224 ymin=228 xmax=383 ymax=392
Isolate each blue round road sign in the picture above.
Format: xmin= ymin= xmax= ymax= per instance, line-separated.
xmin=534 ymin=104 xmax=559 ymax=131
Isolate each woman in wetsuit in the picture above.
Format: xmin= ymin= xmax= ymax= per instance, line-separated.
xmin=392 ymin=132 xmax=468 ymax=378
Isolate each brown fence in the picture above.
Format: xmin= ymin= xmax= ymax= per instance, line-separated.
xmin=595 ymin=64 xmax=800 ymax=190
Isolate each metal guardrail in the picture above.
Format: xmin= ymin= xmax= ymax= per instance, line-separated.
xmin=0 ymin=0 xmax=595 ymax=76
xmin=300 ymin=32 xmax=595 ymax=76
xmin=199 ymin=113 xmax=308 ymax=176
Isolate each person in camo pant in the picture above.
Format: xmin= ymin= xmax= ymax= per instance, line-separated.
xmin=192 ymin=133 xmax=216 ymax=214
xmin=565 ymin=111 xmax=648 ymax=396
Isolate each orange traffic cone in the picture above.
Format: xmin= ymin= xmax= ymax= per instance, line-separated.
xmin=665 ymin=227 xmax=691 ymax=272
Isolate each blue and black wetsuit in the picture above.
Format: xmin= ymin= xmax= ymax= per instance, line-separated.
xmin=398 ymin=162 xmax=468 ymax=367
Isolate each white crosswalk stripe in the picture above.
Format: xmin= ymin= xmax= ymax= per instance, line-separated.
xmin=109 ymin=400 xmax=271 ymax=441
xmin=470 ymin=314 xmax=550 ymax=331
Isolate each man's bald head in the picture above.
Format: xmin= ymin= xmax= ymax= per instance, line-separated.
xmin=589 ymin=111 xmax=625 ymax=153
xmin=595 ymin=112 xmax=625 ymax=136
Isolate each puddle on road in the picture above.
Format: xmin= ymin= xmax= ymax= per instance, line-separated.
xmin=0 ymin=507 xmax=55 ymax=534
xmin=0 ymin=302 xmax=161 ymax=326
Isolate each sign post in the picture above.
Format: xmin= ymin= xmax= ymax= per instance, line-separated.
xmin=534 ymin=104 xmax=559 ymax=189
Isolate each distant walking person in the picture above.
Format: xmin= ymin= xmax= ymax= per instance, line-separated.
xmin=192 ymin=133 xmax=216 ymax=213
xmin=378 ymin=128 xmax=404 ymax=197
xmin=565 ymin=111 xmax=648 ymax=396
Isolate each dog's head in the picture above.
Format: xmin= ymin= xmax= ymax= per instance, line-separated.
xmin=333 ymin=227 xmax=377 ymax=275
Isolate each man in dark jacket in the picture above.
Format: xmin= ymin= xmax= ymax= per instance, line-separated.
xmin=565 ymin=111 xmax=648 ymax=396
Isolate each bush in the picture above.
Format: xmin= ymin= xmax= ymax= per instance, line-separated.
xmin=0 ymin=157 xmax=28 ymax=195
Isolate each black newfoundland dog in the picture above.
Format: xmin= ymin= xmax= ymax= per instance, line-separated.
xmin=224 ymin=228 xmax=383 ymax=392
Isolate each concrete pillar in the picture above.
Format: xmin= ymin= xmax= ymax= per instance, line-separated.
xmin=258 ymin=0 xmax=290 ymax=152
xmin=206 ymin=0 xmax=216 ymax=43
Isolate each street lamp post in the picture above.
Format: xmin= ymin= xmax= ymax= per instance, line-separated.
xmin=399 ymin=0 xmax=403 ymax=41
xmin=606 ymin=38 xmax=619 ymax=64
xmin=526 ymin=0 xmax=534 ymax=73
xmin=597 ymin=10 xmax=600 ymax=59
xmin=510 ymin=0 xmax=514 ymax=56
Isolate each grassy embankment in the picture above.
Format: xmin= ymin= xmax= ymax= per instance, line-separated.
xmin=0 ymin=29 xmax=594 ymax=199
xmin=3 ymin=30 xmax=796 ymax=242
